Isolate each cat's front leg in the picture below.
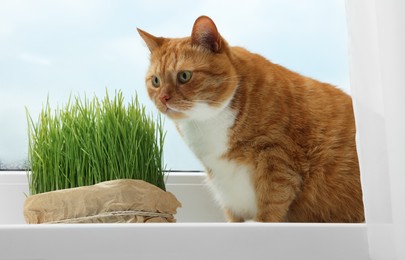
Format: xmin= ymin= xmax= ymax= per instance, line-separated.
xmin=224 ymin=208 xmax=245 ymax=222
xmin=253 ymin=154 xmax=302 ymax=222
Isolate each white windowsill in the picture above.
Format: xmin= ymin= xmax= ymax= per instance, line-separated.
xmin=0 ymin=171 xmax=370 ymax=260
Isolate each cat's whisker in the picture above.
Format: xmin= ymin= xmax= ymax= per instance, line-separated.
xmin=192 ymin=100 xmax=224 ymax=105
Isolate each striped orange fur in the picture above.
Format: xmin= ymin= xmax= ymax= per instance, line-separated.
xmin=138 ymin=16 xmax=364 ymax=222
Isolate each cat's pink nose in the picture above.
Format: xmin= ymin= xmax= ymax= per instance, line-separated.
xmin=159 ymin=94 xmax=170 ymax=104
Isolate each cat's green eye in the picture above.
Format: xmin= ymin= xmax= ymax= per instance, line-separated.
xmin=151 ymin=76 xmax=160 ymax=88
xmin=177 ymin=71 xmax=192 ymax=84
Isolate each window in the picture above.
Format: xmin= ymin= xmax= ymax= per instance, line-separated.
xmin=0 ymin=0 xmax=349 ymax=171
xmin=2 ymin=1 xmax=405 ymax=258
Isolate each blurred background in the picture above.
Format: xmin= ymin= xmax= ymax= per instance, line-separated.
xmin=0 ymin=0 xmax=349 ymax=170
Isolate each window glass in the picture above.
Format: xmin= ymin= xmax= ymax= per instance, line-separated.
xmin=0 ymin=0 xmax=349 ymax=170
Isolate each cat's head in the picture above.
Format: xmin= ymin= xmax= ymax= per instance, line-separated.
xmin=138 ymin=16 xmax=238 ymax=121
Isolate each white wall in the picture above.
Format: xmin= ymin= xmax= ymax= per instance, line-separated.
xmin=346 ymin=1 xmax=405 ymax=259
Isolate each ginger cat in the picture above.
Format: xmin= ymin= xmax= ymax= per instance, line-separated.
xmin=138 ymin=16 xmax=364 ymax=222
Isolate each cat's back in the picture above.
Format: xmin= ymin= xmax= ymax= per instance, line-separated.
xmin=228 ymin=44 xmax=355 ymax=142
xmin=228 ymin=45 xmax=357 ymax=166
xmin=226 ymin=45 xmax=363 ymax=222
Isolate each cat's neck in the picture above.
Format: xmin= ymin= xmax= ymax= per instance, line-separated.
xmin=175 ymin=105 xmax=236 ymax=164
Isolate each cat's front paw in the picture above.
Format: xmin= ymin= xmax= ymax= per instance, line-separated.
xmin=224 ymin=208 xmax=245 ymax=223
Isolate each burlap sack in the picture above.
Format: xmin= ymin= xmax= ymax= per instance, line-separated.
xmin=24 ymin=179 xmax=181 ymax=224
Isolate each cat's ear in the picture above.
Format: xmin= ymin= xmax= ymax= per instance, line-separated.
xmin=137 ymin=28 xmax=165 ymax=52
xmin=191 ymin=16 xmax=222 ymax=53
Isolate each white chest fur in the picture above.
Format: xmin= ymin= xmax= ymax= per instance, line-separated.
xmin=176 ymin=107 xmax=257 ymax=220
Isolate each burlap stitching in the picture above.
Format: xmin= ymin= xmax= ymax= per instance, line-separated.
xmin=43 ymin=210 xmax=173 ymax=224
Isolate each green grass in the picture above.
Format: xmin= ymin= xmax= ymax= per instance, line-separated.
xmin=26 ymin=90 xmax=166 ymax=195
